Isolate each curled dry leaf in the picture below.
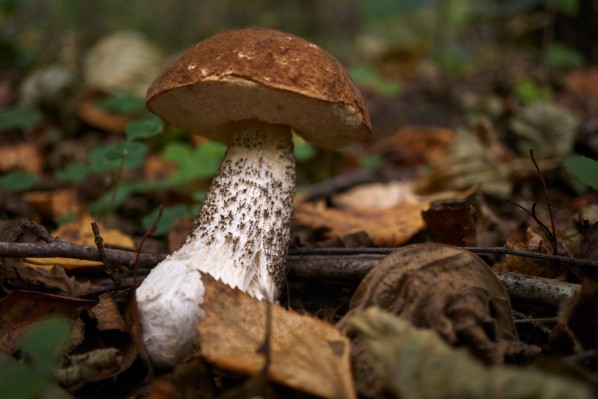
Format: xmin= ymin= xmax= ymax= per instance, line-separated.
xmin=344 ymin=307 xmax=594 ymax=399
xmin=197 ymin=274 xmax=355 ymax=399
xmin=415 ymin=128 xmax=512 ymax=199
xmin=338 ymin=244 xmax=539 ymax=397
xmin=294 ymin=200 xmax=428 ymax=247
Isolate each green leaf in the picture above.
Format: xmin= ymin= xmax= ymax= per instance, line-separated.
xmin=91 ymin=142 xmax=147 ymax=171
xmin=96 ymin=92 xmax=146 ymax=116
xmin=20 ymin=318 xmax=71 ymax=374
xmin=294 ymin=139 xmax=316 ymax=162
xmin=55 ymin=163 xmax=90 ymax=182
xmin=350 ymin=67 xmax=401 ymax=96
xmin=0 ymin=104 xmax=42 ymax=130
xmin=545 ymin=43 xmax=584 ymax=69
xmin=88 ymin=181 xmax=165 ymax=216
xmin=125 ymin=118 xmax=164 ymax=141
xmin=0 ymin=171 xmax=39 ymax=191
xmin=142 ymin=204 xmax=191 ymax=236
xmin=513 ymin=79 xmax=552 ymax=104
xmin=163 ymin=141 xmax=226 ymax=183
xmin=360 ymin=155 xmax=383 ymax=171
xmin=564 ymin=156 xmax=598 ymax=190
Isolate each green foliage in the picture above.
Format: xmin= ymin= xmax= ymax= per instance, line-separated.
xmin=0 ymin=318 xmax=72 ymax=399
xmin=55 ymin=163 xmax=90 ymax=182
xmin=0 ymin=170 xmax=39 ymax=191
xmin=89 ymin=142 xmax=146 ymax=172
xmin=142 ymin=204 xmax=192 ymax=236
xmin=545 ymin=43 xmax=584 ymax=69
xmin=294 ymin=137 xmax=316 ymax=162
xmin=360 ymin=155 xmax=383 ymax=171
xmin=97 ymin=92 xmax=147 ymax=116
xmin=0 ymin=104 xmax=42 ymax=130
xmin=350 ymin=67 xmax=402 ymax=96
xmin=88 ymin=180 xmax=165 ymax=216
xmin=162 ymin=141 xmax=226 ymax=183
xmin=564 ymin=156 xmax=598 ymax=190
xmin=125 ymin=117 xmax=164 ymax=140
xmin=513 ymin=79 xmax=553 ymax=104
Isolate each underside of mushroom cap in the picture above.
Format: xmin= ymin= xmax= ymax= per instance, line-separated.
xmin=146 ymin=28 xmax=371 ymax=149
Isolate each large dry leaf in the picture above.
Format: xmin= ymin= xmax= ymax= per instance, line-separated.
xmin=294 ymin=201 xmax=428 ymax=247
xmin=197 ymin=274 xmax=355 ymax=399
xmin=338 ymin=244 xmax=539 ymax=396
xmin=25 ymin=214 xmax=134 ymax=270
xmin=0 ymin=291 xmax=95 ymax=352
xmin=345 ymin=307 xmax=594 ymax=399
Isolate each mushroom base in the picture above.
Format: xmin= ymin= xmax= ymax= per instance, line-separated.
xmin=136 ymin=121 xmax=295 ymax=366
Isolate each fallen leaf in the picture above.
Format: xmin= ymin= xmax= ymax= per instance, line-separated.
xmin=89 ymin=293 xmax=127 ymax=332
xmin=0 ymin=290 xmax=95 ymax=352
xmin=415 ymin=128 xmax=512 ymax=198
xmin=566 ymin=68 xmax=598 ymax=95
xmin=550 ymin=222 xmax=598 ymax=354
xmin=0 ymin=262 xmax=97 ymax=296
xmin=25 ymin=213 xmax=135 ymax=270
xmin=197 ymin=274 xmax=355 ymax=399
xmin=0 ymin=142 xmax=42 ymax=173
xmin=23 ymin=187 xmax=81 ymax=220
xmin=339 ymin=244 xmax=538 ymax=374
xmin=344 ymin=307 xmax=593 ymax=399
xmin=332 ymin=181 xmax=420 ymax=210
xmin=294 ymin=201 xmax=428 ymax=247
xmin=422 ymin=202 xmax=477 ymax=246
xmin=371 ymin=125 xmax=455 ymax=165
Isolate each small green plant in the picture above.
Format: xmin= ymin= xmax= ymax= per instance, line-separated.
xmin=513 ymin=79 xmax=553 ymax=104
xmin=0 ymin=104 xmax=42 ymax=131
xmin=350 ymin=67 xmax=402 ymax=96
xmin=564 ymin=156 xmax=598 ymax=190
xmin=0 ymin=170 xmax=39 ymax=191
xmin=96 ymin=92 xmax=146 ymax=116
xmin=162 ymin=140 xmax=226 ymax=183
xmin=545 ymin=42 xmax=584 ymax=70
xmin=0 ymin=318 xmax=72 ymax=399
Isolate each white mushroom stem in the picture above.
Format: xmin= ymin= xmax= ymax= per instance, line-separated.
xmin=136 ymin=120 xmax=295 ymax=366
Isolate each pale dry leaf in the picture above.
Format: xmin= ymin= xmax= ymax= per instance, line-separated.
xmin=333 ymin=181 xmax=420 ymax=210
xmin=25 ymin=213 xmax=134 ymax=270
xmin=294 ymin=201 xmax=428 ymax=246
xmin=23 ymin=187 xmax=81 ymax=219
xmin=0 ymin=143 xmax=42 ymax=173
xmin=197 ymin=274 xmax=355 ymax=399
xmin=345 ymin=307 xmax=593 ymax=399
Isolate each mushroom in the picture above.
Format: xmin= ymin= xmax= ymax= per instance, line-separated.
xmin=136 ymin=28 xmax=371 ymax=367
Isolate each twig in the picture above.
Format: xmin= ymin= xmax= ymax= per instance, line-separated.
xmin=21 ymin=219 xmax=55 ymax=242
xmin=507 ymin=201 xmax=555 ymax=246
xmin=530 ymin=149 xmax=558 ymax=254
xmin=0 ymin=240 xmax=580 ymax=308
xmin=133 ymin=205 xmax=164 ymax=281
xmin=91 ymin=222 xmax=121 ymax=287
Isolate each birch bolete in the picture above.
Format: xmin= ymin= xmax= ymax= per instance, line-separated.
xmin=136 ymin=28 xmax=371 ymax=366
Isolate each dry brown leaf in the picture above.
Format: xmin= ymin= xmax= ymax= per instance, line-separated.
xmin=89 ymin=293 xmax=127 ymax=332
xmin=23 ymin=187 xmax=81 ymax=220
xmin=0 ymin=142 xmax=42 ymax=173
xmin=0 ymin=290 xmax=95 ymax=352
xmin=371 ymin=125 xmax=455 ymax=165
xmin=566 ymin=68 xmax=598 ymax=95
xmin=338 ymin=244 xmax=540 ymax=397
xmin=422 ymin=202 xmax=477 ymax=246
xmin=197 ymin=274 xmax=355 ymax=399
xmin=0 ymin=262 xmax=97 ymax=296
xmin=25 ymin=213 xmax=135 ymax=270
xmin=294 ymin=201 xmax=428 ymax=247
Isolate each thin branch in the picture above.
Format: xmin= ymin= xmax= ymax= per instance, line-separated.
xmin=133 ymin=205 xmax=164 ymax=281
xmin=91 ymin=221 xmax=121 ymax=287
xmin=530 ymin=149 xmax=558 ymax=254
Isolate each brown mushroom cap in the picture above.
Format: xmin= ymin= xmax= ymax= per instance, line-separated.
xmin=146 ymin=28 xmax=371 ymax=149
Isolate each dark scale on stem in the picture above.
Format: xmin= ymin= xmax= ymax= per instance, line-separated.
xmin=187 ymin=121 xmax=295 ymax=299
